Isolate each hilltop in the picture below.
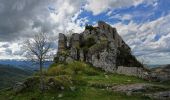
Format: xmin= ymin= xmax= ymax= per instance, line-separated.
xmin=55 ymin=21 xmax=147 ymax=79
xmin=0 ymin=21 xmax=170 ymax=100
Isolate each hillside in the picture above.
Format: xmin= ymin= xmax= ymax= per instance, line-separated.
xmin=0 ymin=64 xmax=33 ymax=90
xmin=0 ymin=21 xmax=170 ymax=100
xmin=0 ymin=60 xmax=52 ymax=70
xmin=0 ymin=61 xmax=170 ymax=100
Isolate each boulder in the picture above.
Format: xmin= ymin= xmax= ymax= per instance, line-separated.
xmin=13 ymin=82 xmax=26 ymax=93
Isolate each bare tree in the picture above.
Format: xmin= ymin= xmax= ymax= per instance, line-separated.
xmin=24 ymin=33 xmax=52 ymax=92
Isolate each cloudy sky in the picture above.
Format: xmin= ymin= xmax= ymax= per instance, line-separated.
xmin=0 ymin=0 xmax=170 ymax=65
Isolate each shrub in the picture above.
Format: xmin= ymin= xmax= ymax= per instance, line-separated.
xmin=47 ymin=75 xmax=73 ymax=90
xmin=24 ymin=76 xmax=40 ymax=88
xmin=49 ymin=63 xmax=58 ymax=68
xmin=68 ymin=61 xmax=86 ymax=75
xmin=85 ymin=25 xmax=94 ymax=31
xmin=89 ymin=41 xmax=108 ymax=53
xmin=84 ymin=68 xmax=100 ymax=76
xmin=47 ymin=65 xmax=67 ymax=76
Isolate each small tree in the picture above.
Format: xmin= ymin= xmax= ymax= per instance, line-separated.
xmin=24 ymin=33 xmax=52 ymax=92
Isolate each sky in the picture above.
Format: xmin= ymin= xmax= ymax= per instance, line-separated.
xmin=0 ymin=0 xmax=170 ymax=65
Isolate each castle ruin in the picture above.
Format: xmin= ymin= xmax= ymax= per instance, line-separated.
xmin=55 ymin=21 xmax=142 ymax=72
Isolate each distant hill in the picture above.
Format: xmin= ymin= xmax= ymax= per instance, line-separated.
xmin=0 ymin=60 xmax=52 ymax=71
xmin=0 ymin=64 xmax=33 ymax=90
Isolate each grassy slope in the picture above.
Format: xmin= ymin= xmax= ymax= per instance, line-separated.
xmin=0 ymin=61 xmax=169 ymax=100
xmin=0 ymin=87 xmax=150 ymax=100
xmin=0 ymin=64 xmax=33 ymax=89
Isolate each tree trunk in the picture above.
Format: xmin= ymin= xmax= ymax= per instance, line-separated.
xmin=40 ymin=59 xmax=44 ymax=92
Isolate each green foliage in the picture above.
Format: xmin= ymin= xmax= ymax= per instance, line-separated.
xmin=83 ymin=67 xmax=100 ymax=76
xmin=47 ymin=61 xmax=101 ymax=76
xmin=0 ymin=85 xmax=152 ymax=100
xmin=1 ymin=61 xmax=169 ymax=100
xmin=89 ymin=41 xmax=108 ymax=53
xmin=47 ymin=64 xmax=67 ymax=76
xmin=59 ymin=50 xmax=70 ymax=57
xmin=54 ymin=50 xmax=70 ymax=63
xmin=49 ymin=63 xmax=59 ymax=68
xmin=85 ymin=25 xmax=94 ymax=31
xmin=83 ymin=74 xmax=146 ymax=86
xmin=47 ymin=75 xmax=73 ymax=90
xmin=71 ymin=76 xmax=87 ymax=86
xmin=68 ymin=61 xmax=86 ymax=75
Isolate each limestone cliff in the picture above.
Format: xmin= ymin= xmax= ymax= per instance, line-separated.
xmin=54 ymin=21 xmax=143 ymax=72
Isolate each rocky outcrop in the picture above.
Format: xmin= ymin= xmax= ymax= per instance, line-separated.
xmin=13 ymin=82 xmax=26 ymax=93
xmin=55 ymin=21 xmax=143 ymax=73
xmin=112 ymin=83 xmax=150 ymax=95
xmin=146 ymin=91 xmax=170 ymax=100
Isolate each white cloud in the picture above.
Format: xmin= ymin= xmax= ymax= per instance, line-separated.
xmin=84 ymin=0 xmax=157 ymax=15
xmin=109 ymin=14 xmax=133 ymax=21
xmin=0 ymin=0 xmax=87 ymax=59
xmin=0 ymin=0 xmax=86 ymax=41
xmin=113 ymin=14 xmax=170 ymax=64
xmin=0 ymin=0 xmax=169 ymax=65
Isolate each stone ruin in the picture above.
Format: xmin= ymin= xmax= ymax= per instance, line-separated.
xmin=55 ymin=21 xmax=143 ymax=72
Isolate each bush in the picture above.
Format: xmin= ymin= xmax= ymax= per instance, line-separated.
xmin=84 ymin=68 xmax=100 ymax=76
xmin=68 ymin=61 xmax=86 ymax=75
xmin=47 ymin=61 xmax=103 ymax=76
xmin=47 ymin=64 xmax=67 ymax=76
xmin=49 ymin=63 xmax=58 ymax=68
xmin=47 ymin=75 xmax=73 ymax=90
xmin=85 ymin=25 xmax=94 ymax=31
xmin=24 ymin=76 xmax=40 ymax=88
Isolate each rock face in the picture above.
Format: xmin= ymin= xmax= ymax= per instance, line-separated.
xmin=55 ymin=21 xmax=143 ymax=72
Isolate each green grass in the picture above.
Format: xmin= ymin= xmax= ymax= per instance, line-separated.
xmin=0 ymin=86 xmax=150 ymax=100
xmin=0 ymin=61 xmax=169 ymax=100
xmin=83 ymin=74 xmax=146 ymax=85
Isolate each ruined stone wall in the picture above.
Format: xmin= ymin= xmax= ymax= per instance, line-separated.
xmin=56 ymin=21 xmax=142 ymax=73
xmin=70 ymin=33 xmax=80 ymax=48
xmin=116 ymin=66 xmax=146 ymax=78
xmin=58 ymin=33 xmax=67 ymax=52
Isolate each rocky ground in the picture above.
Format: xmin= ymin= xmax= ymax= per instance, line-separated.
xmin=112 ymin=83 xmax=170 ymax=100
